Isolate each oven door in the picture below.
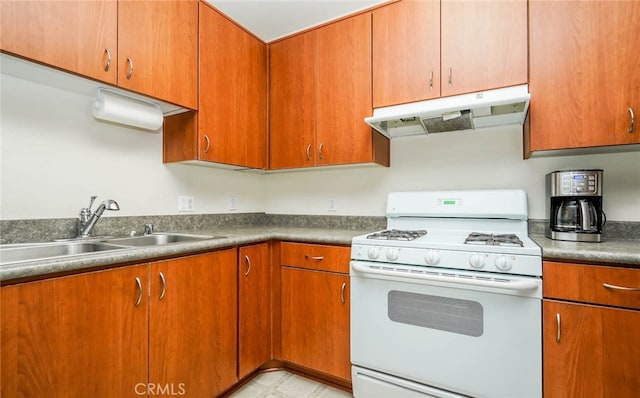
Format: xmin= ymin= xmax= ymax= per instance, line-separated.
xmin=350 ymin=261 xmax=542 ymax=398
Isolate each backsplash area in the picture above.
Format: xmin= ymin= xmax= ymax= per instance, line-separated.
xmin=1 ymin=214 xmax=637 ymax=245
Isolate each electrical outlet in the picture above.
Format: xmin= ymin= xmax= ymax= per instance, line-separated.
xmin=228 ymin=196 xmax=237 ymax=211
xmin=328 ymin=197 xmax=337 ymax=212
xmin=178 ymin=196 xmax=194 ymax=212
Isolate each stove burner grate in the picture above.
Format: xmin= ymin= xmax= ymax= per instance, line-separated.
xmin=367 ymin=229 xmax=427 ymax=241
xmin=464 ymin=233 xmax=524 ymax=247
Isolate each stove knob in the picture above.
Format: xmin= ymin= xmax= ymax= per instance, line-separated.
xmin=386 ymin=248 xmax=400 ymax=261
xmin=367 ymin=247 xmax=381 ymax=260
xmin=469 ymin=254 xmax=485 ymax=269
xmin=495 ymin=255 xmax=512 ymax=271
xmin=424 ymin=250 xmax=441 ymax=265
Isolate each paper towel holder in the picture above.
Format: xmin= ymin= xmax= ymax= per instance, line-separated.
xmin=91 ymin=88 xmax=164 ymax=132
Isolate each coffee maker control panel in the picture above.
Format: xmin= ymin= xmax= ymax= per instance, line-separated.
xmin=551 ymin=170 xmax=602 ymax=196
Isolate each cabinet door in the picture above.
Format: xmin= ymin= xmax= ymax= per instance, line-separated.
xmin=0 ymin=0 xmax=117 ymax=84
xmin=269 ymin=31 xmax=317 ymax=169
xmin=529 ymin=1 xmax=640 ymax=152
xmin=281 ymin=267 xmax=350 ymax=381
xmin=239 ymin=243 xmax=272 ymax=378
xmin=199 ymin=3 xmax=268 ymax=169
xmin=440 ymin=0 xmax=527 ymax=97
xmin=149 ymin=249 xmax=238 ymax=397
xmin=543 ymin=300 xmax=640 ymax=398
xmin=372 ymin=0 xmax=440 ymax=107
xmin=316 ymin=13 xmax=374 ymax=166
xmin=1 ymin=265 xmax=148 ymax=397
xmin=118 ymin=0 xmax=197 ymax=109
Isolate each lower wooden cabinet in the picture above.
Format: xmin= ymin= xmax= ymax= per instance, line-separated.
xmin=280 ymin=242 xmax=351 ymax=381
xmin=1 ymin=264 xmax=149 ymax=397
xmin=238 ymin=243 xmax=272 ymax=378
xmin=149 ymin=249 xmax=238 ymax=397
xmin=1 ymin=248 xmax=238 ymax=397
xmin=543 ymin=261 xmax=640 ymax=398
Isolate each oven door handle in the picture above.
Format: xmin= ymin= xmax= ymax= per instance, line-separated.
xmin=351 ymin=263 xmax=539 ymax=292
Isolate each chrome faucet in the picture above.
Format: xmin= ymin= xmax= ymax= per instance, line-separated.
xmin=78 ymin=196 xmax=120 ymax=238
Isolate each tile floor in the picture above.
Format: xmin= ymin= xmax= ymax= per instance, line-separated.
xmin=228 ymin=370 xmax=353 ymax=398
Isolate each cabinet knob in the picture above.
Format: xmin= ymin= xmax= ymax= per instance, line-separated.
xmin=306 ymin=144 xmax=312 ymax=161
xmin=135 ymin=277 xmax=143 ymax=307
xmin=159 ymin=272 xmax=166 ymax=300
xmin=203 ymin=135 xmax=211 ymax=153
xmin=244 ymin=255 xmax=252 ymax=276
xmin=318 ymin=143 xmax=325 ymax=160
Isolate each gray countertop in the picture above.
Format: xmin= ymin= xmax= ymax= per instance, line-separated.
xmin=0 ymin=226 xmax=370 ymax=283
xmin=532 ymin=235 xmax=640 ymax=267
xmin=2 ymin=226 xmax=639 ymax=284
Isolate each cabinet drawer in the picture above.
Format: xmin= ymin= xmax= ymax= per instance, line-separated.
xmin=280 ymin=242 xmax=350 ymax=274
xmin=544 ymin=261 xmax=640 ymax=310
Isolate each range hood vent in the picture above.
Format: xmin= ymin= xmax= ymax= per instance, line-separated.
xmin=365 ymin=85 xmax=530 ymax=138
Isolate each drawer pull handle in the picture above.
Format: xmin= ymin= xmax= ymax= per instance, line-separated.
xmin=305 ymin=255 xmax=324 ymax=261
xmin=159 ymin=272 xmax=166 ymax=300
xmin=244 ymin=255 xmax=252 ymax=276
xmin=340 ymin=282 xmax=346 ymax=304
xmin=603 ymin=283 xmax=640 ymax=292
xmin=135 ymin=277 xmax=143 ymax=307
xmin=556 ymin=313 xmax=561 ymax=343
xmin=628 ymin=107 xmax=635 ymax=134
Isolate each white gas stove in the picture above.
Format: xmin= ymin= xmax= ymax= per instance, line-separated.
xmin=351 ymin=189 xmax=542 ymax=277
xmin=350 ymin=189 xmax=543 ymax=398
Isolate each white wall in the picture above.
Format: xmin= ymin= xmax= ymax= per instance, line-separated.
xmin=2 ymin=73 xmax=639 ymax=222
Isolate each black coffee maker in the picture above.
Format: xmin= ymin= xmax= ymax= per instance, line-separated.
xmin=546 ymin=169 xmax=604 ymax=242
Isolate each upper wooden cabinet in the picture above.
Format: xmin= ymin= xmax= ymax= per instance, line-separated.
xmin=0 ymin=0 xmax=118 ymax=84
xmin=372 ymin=0 xmax=440 ymax=107
xmin=0 ymin=0 xmax=197 ymax=109
xmin=118 ymin=0 xmax=198 ymax=109
xmin=269 ymin=13 xmax=389 ymax=169
xmin=269 ymin=31 xmax=317 ymax=169
xmin=528 ymin=0 xmax=640 ymax=154
xmin=164 ymin=2 xmax=267 ymax=169
xmin=372 ymin=0 xmax=527 ymax=107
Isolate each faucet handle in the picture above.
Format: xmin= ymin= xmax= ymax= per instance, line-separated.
xmin=144 ymin=223 xmax=155 ymax=235
xmin=87 ymin=195 xmax=97 ymax=210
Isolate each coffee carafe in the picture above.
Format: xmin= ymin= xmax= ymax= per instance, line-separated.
xmin=546 ymin=169 xmax=604 ymax=242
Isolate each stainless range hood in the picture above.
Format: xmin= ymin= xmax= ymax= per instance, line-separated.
xmin=365 ymin=84 xmax=530 ymax=138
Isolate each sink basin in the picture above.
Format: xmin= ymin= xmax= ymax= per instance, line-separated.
xmin=105 ymin=233 xmax=224 ymax=247
xmin=0 ymin=242 xmax=125 ymax=265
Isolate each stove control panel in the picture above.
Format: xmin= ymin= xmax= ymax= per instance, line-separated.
xmin=351 ymin=244 xmax=542 ymax=277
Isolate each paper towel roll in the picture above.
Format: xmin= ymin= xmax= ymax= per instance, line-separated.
xmin=92 ymin=89 xmax=163 ymax=131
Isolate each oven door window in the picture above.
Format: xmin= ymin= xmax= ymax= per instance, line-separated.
xmin=388 ymin=290 xmax=483 ymax=337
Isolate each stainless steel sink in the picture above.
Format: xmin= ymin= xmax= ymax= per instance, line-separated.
xmin=0 ymin=233 xmax=225 ymax=266
xmin=104 ymin=233 xmax=225 ymax=247
xmin=0 ymin=242 xmax=126 ymax=265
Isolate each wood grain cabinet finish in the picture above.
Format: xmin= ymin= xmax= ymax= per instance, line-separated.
xmin=1 ymin=249 xmax=238 ymax=398
xmin=0 ymin=0 xmax=118 ymax=84
xmin=372 ymin=0 xmax=527 ymax=107
xmin=164 ymin=2 xmax=267 ymax=169
xmin=372 ymin=0 xmax=441 ymax=107
xmin=543 ymin=261 xmax=640 ymax=398
xmin=280 ymin=242 xmax=351 ymax=381
xmin=238 ymin=243 xmax=272 ymax=378
xmin=1 ymin=0 xmax=198 ymax=109
xmin=1 ymin=265 xmax=148 ymax=397
xmin=269 ymin=31 xmax=317 ymax=169
xmin=528 ymin=1 xmax=640 ymax=154
xmin=269 ymin=13 xmax=389 ymax=170
xmin=149 ymin=249 xmax=238 ymax=397
xmin=118 ymin=0 xmax=198 ymax=109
